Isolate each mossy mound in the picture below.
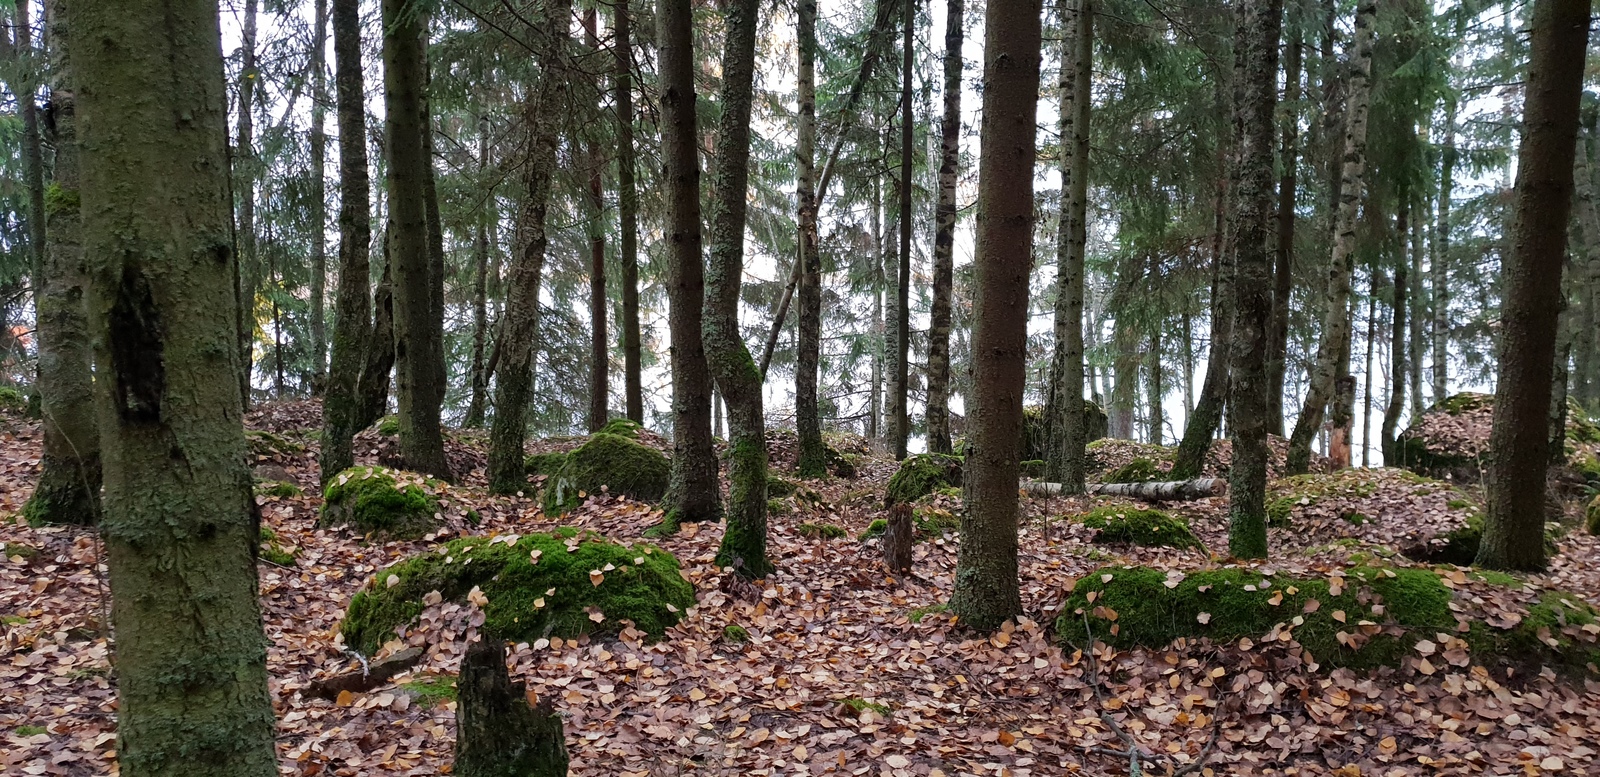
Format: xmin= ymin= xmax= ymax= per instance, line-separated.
xmin=1588 ymin=495 xmax=1600 ymax=535
xmin=0 ymin=386 xmax=27 ymax=413
xmin=596 ymin=418 xmax=643 ymax=439
xmin=1078 ymin=506 xmax=1202 ymax=550
xmin=1103 ymin=457 xmax=1162 ymax=484
xmin=1404 ymin=514 xmax=1561 ymax=566
xmin=246 ymin=429 xmax=305 ymax=459
xmin=1566 ymin=399 xmax=1600 ymax=444
xmin=767 ymin=475 xmax=798 ymax=498
xmin=858 ymin=508 xmax=960 ymax=541
xmin=1 ymin=542 xmax=40 ymax=562
xmin=1060 ymin=565 xmax=1600 ymax=671
xmin=798 ymin=522 xmax=847 ymax=540
xmin=339 ymin=529 xmax=694 ymax=655
xmin=256 ymin=480 xmax=304 ymax=498
xmin=1266 ymin=470 xmax=1384 ymax=527
xmin=542 ymin=433 xmax=670 ymax=515
xmin=1020 ymin=401 xmax=1108 ymax=461
xmin=376 ymin=415 xmax=401 ymax=436
xmin=524 ymin=452 xmax=569 ymax=478
xmin=723 ymin=624 xmax=750 ymax=643
xmin=885 ymin=453 xmax=963 ymax=507
xmin=320 ymin=466 xmax=441 ymax=539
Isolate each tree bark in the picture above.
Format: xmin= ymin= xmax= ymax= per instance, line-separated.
xmin=310 ymin=0 xmax=329 ymax=392
xmin=615 ymin=0 xmax=643 ymax=424
xmin=705 ymin=0 xmax=771 ymax=577
xmin=658 ymin=0 xmax=723 ymax=523
xmin=1477 ymin=0 xmax=1590 ymax=571
xmin=584 ymin=9 xmax=609 ymax=432
xmin=925 ymin=0 xmax=962 ymax=456
xmin=1432 ymin=97 xmax=1456 ymax=405
xmin=1170 ymin=117 xmax=1234 ymax=479
xmin=454 ymin=639 xmax=568 ymax=777
xmin=1382 ymin=202 xmax=1410 ymax=462
xmin=795 ymin=0 xmax=827 ymax=476
xmin=1226 ymin=0 xmax=1283 ymax=560
xmin=1266 ymin=1 xmax=1302 ymax=436
xmin=1408 ymin=190 xmax=1426 ymax=419
xmin=1360 ymin=268 xmax=1376 ymax=467
xmin=1147 ymin=325 xmax=1163 ymax=445
xmin=489 ymin=0 xmax=573 ymax=494
xmin=465 ymin=114 xmax=491 ymax=429
xmin=949 ymin=0 xmax=1040 ymax=632
xmin=1027 ymin=478 xmax=1225 ymax=500
xmin=887 ymin=0 xmax=914 ymax=460
xmin=24 ymin=0 xmax=102 ymax=527
xmin=72 ymin=0 xmax=277 ymax=771
xmin=1045 ymin=0 xmax=1092 ymax=491
xmin=382 ymin=0 xmax=450 ymax=480
xmin=1285 ymin=0 xmax=1375 ymax=475
xmin=236 ymin=0 xmax=259 ymax=407
xmin=883 ymin=503 xmax=913 ymax=574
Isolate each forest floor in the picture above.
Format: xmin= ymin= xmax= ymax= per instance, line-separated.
xmin=3 ymin=401 xmax=1600 ymax=776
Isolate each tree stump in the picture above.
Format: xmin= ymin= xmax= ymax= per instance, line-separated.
xmin=883 ymin=503 xmax=913 ymax=574
xmin=454 ymin=637 xmax=568 ymax=777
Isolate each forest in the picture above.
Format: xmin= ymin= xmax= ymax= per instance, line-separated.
xmin=0 ymin=0 xmax=1598 ymax=773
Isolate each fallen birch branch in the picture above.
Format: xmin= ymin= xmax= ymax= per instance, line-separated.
xmin=1024 ymin=478 xmax=1225 ymax=501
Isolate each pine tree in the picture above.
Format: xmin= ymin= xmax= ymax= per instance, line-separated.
xmin=925 ymin=0 xmax=962 ymax=455
xmin=616 ymin=0 xmax=644 ymax=424
xmin=309 ymin=0 xmax=329 ymax=392
xmin=1045 ymin=0 xmax=1092 ymax=491
xmin=795 ymin=0 xmax=827 ymax=477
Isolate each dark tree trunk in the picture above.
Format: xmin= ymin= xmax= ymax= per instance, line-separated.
xmin=659 ymin=0 xmax=723 ymax=524
xmin=888 ymin=0 xmax=913 ymax=460
xmin=1266 ymin=2 xmax=1302 ymax=435
xmin=236 ymin=0 xmax=258 ymax=408
xmin=1408 ymin=192 xmax=1426 ymax=418
xmin=795 ymin=0 xmax=827 ymax=476
xmin=310 ymin=0 xmax=329 ymax=392
xmin=1382 ymin=203 xmax=1410 ymax=461
xmin=705 ymin=0 xmax=771 ymax=577
xmin=11 ymin=0 xmax=45 ymax=282
xmin=584 ymin=9 xmax=609 ymax=432
xmin=1170 ymin=121 xmax=1234 ymax=479
xmin=949 ymin=0 xmax=1040 ymax=632
xmin=883 ymin=503 xmax=913 ymax=574
xmin=489 ymin=0 xmax=573 ymax=494
xmin=24 ymin=0 xmax=102 ymax=527
xmin=1477 ymin=0 xmax=1590 ymax=570
xmin=465 ymin=114 xmax=491 ymax=429
xmin=1433 ymin=98 xmax=1456 ymax=404
xmin=382 ymin=0 xmax=450 ymax=480
xmin=1045 ymin=0 xmax=1092 ymax=492
xmin=925 ymin=0 xmax=962 ymax=455
xmin=454 ymin=639 xmax=568 ymax=777
xmin=72 ymin=0 xmax=277 ymax=770
xmin=320 ymin=0 xmax=375 ymax=483
xmin=356 ymin=256 xmax=396 ymax=433
xmin=1226 ymin=0 xmax=1283 ymax=560
xmin=615 ymin=0 xmax=643 ymax=424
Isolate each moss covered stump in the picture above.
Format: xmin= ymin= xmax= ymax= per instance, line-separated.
xmin=320 ymin=466 xmax=442 ymax=539
xmin=1078 ymin=506 xmax=1203 ymax=550
xmin=541 ymin=433 xmax=670 ymax=515
xmin=885 ymin=453 xmax=963 ymax=506
xmin=340 ymin=529 xmax=694 ymax=655
xmin=454 ymin=638 xmax=569 ymax=777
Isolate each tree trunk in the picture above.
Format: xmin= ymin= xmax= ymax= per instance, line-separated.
xmin=1170 ymin=130 xmax=1233 ymax=479
xmin=883 ymin=503 xmax=913 ymax=574
xmin=1408 ymin=192 xmax=1426 ymax=419
xmin=454 ymin=639 xmax=568 ymax=777
xmin=1027 ymin=478 xmax=1225 ymax=500
xmin=1477 ymin=0 xmax=1590 ymax=571
xmin=1284 ymin=0 xmax=1375 ymax=475
xmin=1382 ymin=202 xmax=1410 ymax=462
xmin=382 ymin=0 xmax=450 ymax=480
xmin=321 ymin=0 xmax=375 ymax=483
xmin=795 ymin=0 xmax=827 ymax=476
xmin=1360 ymin=268 xmax=1376 ymax=466
xmin=869 ymin=171 xmax=884 ymax=441
xmin=925 ymin=0 xmax=962 ymax=455
xmin=1432 ymin=98 xmax=1456 ymax=405
xmin=1569 ymin=119 xmax=1600 ymax=409
xmin=1266 ymin=2 xmax=1302 ymax=436
xmin=1226 ymin=0 xmax=1283 ymax=560
xmin=489 ymin=0 xmax=573 ymax=494
xmin=948 ymin=0 xmax=1039 ymax=632
xmin=887 ymin=0 xmax=914 ymax=460
xmin=309 ymin=0 xmax=329 ymax=393
xmin=465 ymin=114 xmax=491 ymax=429
xmin=356 ymin=255 xmax=396 ymax=432
xmin=9 ymin=0 xmax=44 ymax=285
xmin=704 ymin=0 xmax=770 ymax=577
xmin=583 ymin=9 xmax=608 ymax=432
xmin=1045 ymin=0 xmax=1092 ymax=491
xmin=236 ymin=0 xmax=259 ymax=407
xmin=1147 ymin=325 xmax=1163 ymax=445
xmin=23 ymin=0 xmax=101 ymax=527
xmin=615 ymin=0 xmax=643 ymax=424
xmin=658 ymin=0 xmax=723 ymax=524
xmin=72 ymin=0 xmax=277 ymax=771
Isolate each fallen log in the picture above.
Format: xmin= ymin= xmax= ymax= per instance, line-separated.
xmin=306 ymin=645 xmax=426 ymax=700
xmin=1024 ymin=478 xmax=1225 ymax=501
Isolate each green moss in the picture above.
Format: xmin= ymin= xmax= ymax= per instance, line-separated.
xmin=1020 ymin=460 xmax=1046 ymax=479
xmin=542 ymin=433 xmax=671 ymax=516
xmin=1079 ymin=506 xmax=1203 ymax=550
xmin=259 ymin=543 xmax=297 ymax=566
xmin=935 ymin=485 xmax=963 ymax=499
xmin=245 ymin=429 xmax=305 ymax=458
xmin=839 ymin=697 xmax=892 ymax=716
xmin=1587 ymin=495 xmax=1600 ymax=535
xmin=339 ymin=530 xmax=695 ymax=655
xmin=597 ymin=418 xmax=644 ymax=438
xmin=45 ymin=181 xmax=78 ymax=215
xmin=722 ymin=624 xmax=750 ymax=644
xmin=1344 ymin=511 xmax=1368 ymax=526
xmin=0 ymin=386 xmax=26 ymax=413
xmin=1408 ymin=515 xmax=1560 ymax=566
xmin=767 ymin=498 xmax=792 ymax=516
xmin=1 ymin=614 xmax=29 ymax=626
xmin=913 ymin=507 xmax=960 ymax=536
xmin=860 ymin=519 xmax=888 ymax=539
xmin=255 ymin=480 xmax=304 ymax=498
xmin=14 ymin=725 xmax=47 ymax=737
xmin=1266 ymin=497 xmax=1296 ymax=528
xmin=766 ymin=475 xmax=798 ymax=498
xmin=1565 ymin=399 xmax=1600 ymax=443
xmin=320 ymin=466 xmax=441 ymax=539
xmin=376 ymin=415 xmax=401 ymax=436
xmin=1447 ymin=498 xmax=1476 ymax=510
xmin=885 ymin=454 xmax=963 ymax=506
xmin=1464 ymin=591 xmax=1600 ymax=671
xmin=400 ymin=675 xmax=457 ymax=707
xmin=798 ymin=522 xmax=847 ymax=540
xmin=1468 ymin=569 xmax=1522 ymax=588
xmin=524 ymin=452 xmax=569 ymax=478
xmin=1103 ymin=457 xmax=1161 ymax=484
xmin=1 ymin=542 xmax=39 ymax=561
xmin=1060 ymin=566 xmax=1456 ymax=669
xmin=908 ymin=603 xmax=949 ymax=623
xmin=1435 ymin=393 xmax=1493 ymax=415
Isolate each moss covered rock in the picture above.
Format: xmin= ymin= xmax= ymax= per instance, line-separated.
xmin=1586 ymin=495 xmax=1600 ymax=535
xmin=1078 ymin=506 xmax=1202 ymax=550
xmin=320 ymin=466 xmax=441 ymax=539
xmin=340 ymin=529 xmax=694 ymax=654
xmin=1020 ymin=401 xmax=1108 ymax=461
xmin=524 ymin=452 xmax=569 ymax=478
xmin=246 ymin=429 xmax=305 ymax=459
xmin=885 ymin=453 xmax=963 ymax=507
xmin=542 ymin=433 xmax=670 ymax=515
xmin=1060 ymin=565 xmax=1600 ymax=671
xmin=376 ymin=415 xmax=401 ymax=436
xmin=1103 ymin=457 xmax=1162 ymax=484
xmin=0 ymin=386 xmax=27 ymax=413
xmin=1404 ymin=514 xmax=1560 ymax=566
xmin=597 ymin=418 xmax=644 ymax=439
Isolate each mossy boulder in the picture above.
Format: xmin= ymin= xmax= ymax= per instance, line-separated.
xmin=596 ymin=418 xmax=644 ymax=439
xmin=1586 ymin=495 xmax=1600 ymax=535
xmin=1020 ymin=401 xmax=1108 ymax=461
xmin=1404 ymin=514 xmax=1560 ymax=566
xmin=1103 ymin=457 xmax=1161 ymax=484
xmin=1060 ymin=565 xmax=1600 ymax=671
xmin=376 ymin=415 xmax=401 ymax=436
xmin=541 ymin=433 xmax=670 ymax=515
xmin=767 ymin=475 xmax=799 ymax=498
xmin=320 ymin=466 xmax=441 ymax=539
xmin=1078 ymin=506 xmax=1202 ymax=550
xmin=524 ymin=452 xmax=569 ymax=478
xmin=255 ymin=480 xmax=304 ymax=498
xmin=246 ymin=429 xmax=305 ymax=459
xmin=858 ymin=508 xmax=959 ymax=541
xmin=798 ymin=522 xmax=847 ymax=540
xmin=0 ymin=386 xmax=27 ymax=413
xmin=885 ymin=453 xmax=963 ymax=507
xmin=339 ymin=529 xmax=694 ymax=655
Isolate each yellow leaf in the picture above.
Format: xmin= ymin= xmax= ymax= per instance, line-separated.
xmin=336 ymin=690 xmax=354 ymax=707
xmin=1268 ymin=591 xmax=1284 ymax=606
xmin=590 ymin=570 xmax=605 ymax=587
xmin=688 ymin=687 xmax=706 ymax=701
xmin=1332 ymin=609 xmax=1347 ymax=623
